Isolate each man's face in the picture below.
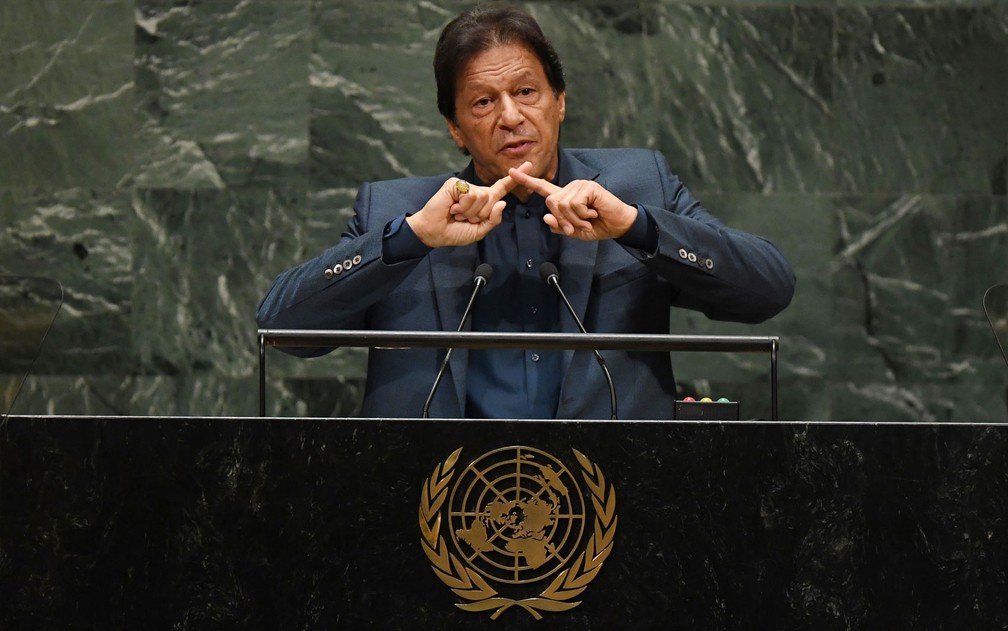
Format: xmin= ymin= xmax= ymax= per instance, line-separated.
xmin=446 ymin=43 xmax=566 ymax=187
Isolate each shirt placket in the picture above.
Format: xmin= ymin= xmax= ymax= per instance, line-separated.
xmin=515 ymin=202 xmax=544 ymax=409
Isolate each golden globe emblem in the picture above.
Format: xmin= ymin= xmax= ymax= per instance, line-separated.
xmin=419 ymin=446 xmax=617 ymax=620
xmin=450 ymin=447 xmax=585 ymax=584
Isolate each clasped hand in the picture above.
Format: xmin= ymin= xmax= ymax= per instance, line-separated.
xmin=508 ymin=167 xmax=637 ymax=241
xmin=407 ymin=161 xmax=636 ymax=247
xmin=406 ymin=163 xmax=532 ymax=248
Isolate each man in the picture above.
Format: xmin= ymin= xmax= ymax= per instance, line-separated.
xmin=257 ymin=4 xmax=795 ymax=419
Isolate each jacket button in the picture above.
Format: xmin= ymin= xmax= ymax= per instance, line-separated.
xmin=343 ymin=258 xmax=353 ymax=270
xmin=352 ymin=254 xmax=362 ymax=265
xmin=687 ymin=252 xmax=697 ymax=263
xmin=678 ymin=248 xmax=688 ymax=259
xmin=706 ymin=258 xmax=714 ymax=269
xmin=324 ymin=268 xmax=334 ymax=279
xmin=333 ymin=263 xmax=343 ymax=275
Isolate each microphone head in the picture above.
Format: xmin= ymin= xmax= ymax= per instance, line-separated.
xmin=539 ymin=262 xmax=559 ymax=283
xmin=473 ymin=263 xmax=494 ymax=283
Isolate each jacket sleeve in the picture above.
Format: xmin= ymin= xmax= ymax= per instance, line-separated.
xmin=255 ymin=181 xmax=426 ymax=356
xmin=635 ymin=150 xmax=796 ymax=324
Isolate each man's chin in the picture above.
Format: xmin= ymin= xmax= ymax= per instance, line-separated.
xmin=504 ymin=156 xmax=552 ymax=180
xmin=475 ymin=153 xmax=552 ymax=184
xmin=476 ymin=164 xmax=526 ymax=185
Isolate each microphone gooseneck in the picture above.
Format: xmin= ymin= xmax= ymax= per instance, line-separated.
xmin=539 ymin=262 xmax=618 ymax=420
xmin=422 ymin=264 xmax=494 ymax=418
xmin=984 ymin=283 xmax=1008 ymax=370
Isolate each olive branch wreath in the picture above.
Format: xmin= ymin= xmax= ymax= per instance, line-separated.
xmin=419 ymin=447 xmax=617 ymax=621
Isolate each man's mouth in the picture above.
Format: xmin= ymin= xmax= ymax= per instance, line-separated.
xmin=499 ymin=140 xmax=535 ymax=156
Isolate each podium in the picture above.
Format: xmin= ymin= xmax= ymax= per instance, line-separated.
xmin=4 ymin=311 xmax=1007 ymax=626
xmin=3 ymin=414 xmax=1007 ymax=628
xmin=257 ymin=329 xmax=781 ymax=420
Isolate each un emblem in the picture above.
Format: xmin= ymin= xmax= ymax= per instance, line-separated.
xmin=419 ymin=446 xmax=617 ymax=620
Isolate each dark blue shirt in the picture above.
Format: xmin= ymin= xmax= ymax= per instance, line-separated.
xmin=466 ymin=192 xmax=563 ymax=419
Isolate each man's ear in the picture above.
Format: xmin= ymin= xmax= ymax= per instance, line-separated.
xmin=557 ymin=91 xmax=566 ymax=123
xmin=445 ymin=118 xmax=466 ymax=150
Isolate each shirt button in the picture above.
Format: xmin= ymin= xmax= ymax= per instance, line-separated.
xmin=531 ymin=353 xmax=540 ymax=362
xmin=524 ymin=209 xmax=532 ymax=219
xmin=530 ymin=306 xmax=538 ymax=315
xmin=526 ymin=259 xmax=534 ymax=268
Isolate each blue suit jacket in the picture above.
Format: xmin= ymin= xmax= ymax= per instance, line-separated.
xmin=257 ymin=148 xmax=795 ymax=419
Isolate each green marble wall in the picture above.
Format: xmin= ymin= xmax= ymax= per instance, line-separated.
xmin=1 ymin=1 xmax=1005 ymax=421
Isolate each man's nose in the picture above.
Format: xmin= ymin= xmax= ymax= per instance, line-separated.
xmin=498 ymin=95 xmax=524 ymax=129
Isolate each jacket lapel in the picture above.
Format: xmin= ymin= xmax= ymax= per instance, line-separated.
xmin=429 ymin=244 xmax=479 ymax=416
xmin=555 ymin=149 xmax=600 ymax=376
xmin=429 ymin=161 xmax=481 ymax=416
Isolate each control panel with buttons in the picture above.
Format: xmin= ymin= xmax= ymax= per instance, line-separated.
xmin=674 ymin=396 xmax=740 ymax=420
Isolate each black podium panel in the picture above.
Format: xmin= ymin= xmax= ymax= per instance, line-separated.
xmin=2 ymin=416 xmax=1007 ymax=629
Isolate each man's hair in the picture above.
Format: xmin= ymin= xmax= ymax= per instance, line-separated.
xmin=434 ymin=3 xmax=566 ymax=122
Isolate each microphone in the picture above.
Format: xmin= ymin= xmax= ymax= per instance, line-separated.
xmin=422 ymin=263 xmax=494 ymax=418
xmin=539 ymin=262 xmax=617 ymax=420
xmin=984 ymin=283 xmax=1008 ymax=370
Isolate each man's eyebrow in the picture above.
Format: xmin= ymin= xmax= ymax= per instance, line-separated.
xmin=463 ymin=67 xmax=542 ymax=91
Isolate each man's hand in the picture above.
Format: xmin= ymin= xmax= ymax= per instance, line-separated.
xmin=508 ymin=167 xmax=638 ymax=241
xmin=407 ymin=162 xmax=535 ymax=248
